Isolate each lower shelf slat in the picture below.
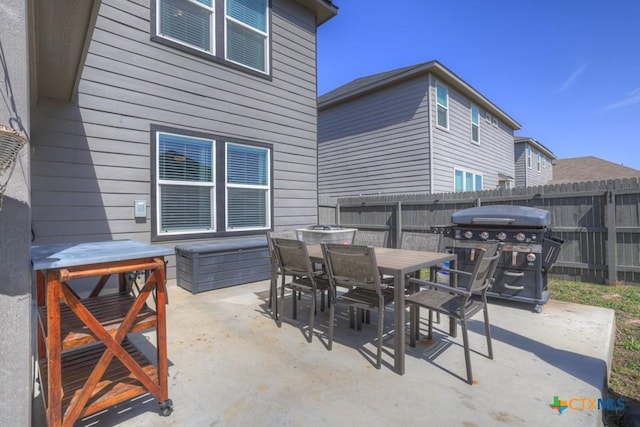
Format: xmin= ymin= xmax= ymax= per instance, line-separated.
xmin=39 ymin=339 xmax=159 ymax=419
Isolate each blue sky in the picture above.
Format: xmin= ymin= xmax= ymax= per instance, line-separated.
xmin=317 ymin=0 xmax=640 ymax=170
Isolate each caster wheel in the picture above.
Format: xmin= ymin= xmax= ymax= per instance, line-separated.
xmin=534 ymin=305 xmax=543 ymax=313
xmin=159 ymin=399 xmax=174 ymax=417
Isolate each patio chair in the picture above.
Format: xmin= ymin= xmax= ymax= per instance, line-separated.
xmin=266 ymin=231 xmax=297 ymax=320
xmin=405 ymin=242 xmax=503 ymax=384
xmin=271 ymin=237 xmax=331 ymax=342
xmin=352 ymin=230 xmax=389 ymax=247
xmin=321 ymin=243 xmax=394 ymax=369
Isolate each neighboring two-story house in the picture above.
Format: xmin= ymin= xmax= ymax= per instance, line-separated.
xmin=317 ymin=61 xmax=521 ymax=198
xmin=1 ymin=1 xmax=336 ymax=422
xmin=514 ymin=136 xmax=556 ymax=187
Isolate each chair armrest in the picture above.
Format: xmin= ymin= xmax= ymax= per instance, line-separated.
xmin=407 ymin=278 xmax=472 ymax=297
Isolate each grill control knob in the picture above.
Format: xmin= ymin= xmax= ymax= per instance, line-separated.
xmin=464 ymin=230 xmax=473 ymax=239
xmin=516 ymin=232 xmax=526 ymax=242
xmin=497 ymin=232 xmax=507 ymax=240
xmin=480 ymin=231 xmax=489 ymax=240
xmin=527 ymin=253 xmax=536 ymax=262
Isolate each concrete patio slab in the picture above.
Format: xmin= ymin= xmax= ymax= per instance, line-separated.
xmin=32 ymin=279 xmax=616 ymax=426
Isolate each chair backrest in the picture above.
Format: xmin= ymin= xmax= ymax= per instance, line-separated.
xmin=352 ymin=230 xmax=389 ymax=247
xmin=321 ymin=243 xmax=383 ymax=293
xmin=466 ymin=243 xmax=503 ymax=294
xmin=271 ymin=238 xmax=314 ymax=278
xmin=399 ymin=232 xmax=442 ymax=252
xmin=267 ymin=231 xmax=298 ymax=267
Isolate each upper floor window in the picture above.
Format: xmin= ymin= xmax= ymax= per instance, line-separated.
xmin=153 ymin=128 xmax=271 ymax=239
xmin=454 ymin=168 xmax=483 ymax=192
xmin=225 ymin=0 xmax=269 ymax=72
xmin=470 ymin=104 xmax=479 ymax=143
xmin=537 ymin=153 xmax=542 ymax=172
xmin=527 ymin=147 xmax=532 ymax=169
xmin=436 ymin=82 xmax=448 ymax=129
xmin=154 ymin=0 xmax=270 ymax=75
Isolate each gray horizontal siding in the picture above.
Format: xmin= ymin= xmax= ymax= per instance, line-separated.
xmin=430 ymin=76 xmax=514 ymax=193
xmin=318 ymin=76 xmax=431 ymax=197
xmin=31 ymin=0 xmax=322 ymax=279
xmin=514 ymin=143 xmax=527 ymax=187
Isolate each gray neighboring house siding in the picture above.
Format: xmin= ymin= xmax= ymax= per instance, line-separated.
xmin=514 ymin=136 xmax=556 ymax=187
xmin=30 ymin=0 xmax=336 ymax=280
xmin=318 ymin=61 xmax=521 ymax=198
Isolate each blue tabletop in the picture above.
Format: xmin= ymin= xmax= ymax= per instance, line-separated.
xmin=31 ymin=240 xmax=173 ymax=270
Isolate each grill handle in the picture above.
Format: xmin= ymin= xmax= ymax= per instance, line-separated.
xmin=503 ymin=283 xmax=525 ymax=290
xmin=502 ymin=270 xmax=525 ymax=290
xmin=470 ymin=217 xmax=516 ymax=225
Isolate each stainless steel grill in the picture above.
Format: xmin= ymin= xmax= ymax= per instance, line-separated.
xmin=443 ymin=205 xmax=564 ymax=312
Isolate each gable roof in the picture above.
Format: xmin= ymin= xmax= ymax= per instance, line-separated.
xmin=318 ymin=60 xmax=521 ymax=130
xmin=550 ymin=156 xmax=640 ymax=184
xmin=514 ymin=136 xmax=556 ymax=159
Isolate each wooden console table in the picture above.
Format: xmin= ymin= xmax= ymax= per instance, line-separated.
xmin=31 ymin=240 xmax=174 ymax=426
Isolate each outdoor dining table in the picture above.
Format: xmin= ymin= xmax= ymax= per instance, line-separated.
xmin=306 ymin=244 xmax=457 ymax=375
xmin=31 ymin=240 xmax=174 ymax=426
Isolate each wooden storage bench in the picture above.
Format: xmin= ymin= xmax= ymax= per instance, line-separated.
xmin=175 ymin=236 xmax=271 ymax=293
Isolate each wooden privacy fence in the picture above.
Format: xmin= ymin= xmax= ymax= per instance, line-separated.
xmin=319 ymin=178 xmax=640 ymax=285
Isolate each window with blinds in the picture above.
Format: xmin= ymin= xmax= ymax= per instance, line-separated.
xmin=154 ymin=0 xmax=270 ymax=74
xmin=226 ymin=143 xmax=270 ymax=229
xmin=155 ymin=130 xmax=271 ymax=237
xmin=158 ymin=133 xmax=215 ymax=234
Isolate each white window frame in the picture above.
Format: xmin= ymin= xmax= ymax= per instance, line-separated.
xmin=527 ymin=147 xmax=532 ymax=169
xmin=435 ymin=82 xmax=449 ymax=130
xmin=154 ymin=0 xmax=271 ymax=75
xmin=224 ymin=0 xmax=270 ymax=73
xmin=225 ymin=142 xmax=271 ymax=231
xmin=156 ymin=0 xmax=216 ymax=55
xmin=470 ymin=104 xmax=480 ymax=144
xmin=454 ymin=167 xmax=483 ymax=192
xmin=156 ymin=132 xmax=216 ymax=237
xmin=537 ymin=152 xmax=542 ymax=172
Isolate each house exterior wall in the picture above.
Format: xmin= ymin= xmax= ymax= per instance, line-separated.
xmin=30 ymin=0 xmax=322 ymax=279
xmin=0 ymin=0 xmax=32 ymax=424
xmin=318 ymin=76 xmax=431 ymax=197
xmin=514 ymin=142 xmax=553 ymax=187
xmin=430 ymin=76 xmax=515 ymax=194
xmin=317 ymin=70 xmax=516 ymax=198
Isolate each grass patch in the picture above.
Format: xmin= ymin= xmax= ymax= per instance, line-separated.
xmin=549 ymin=279 xmax=640 ymax=424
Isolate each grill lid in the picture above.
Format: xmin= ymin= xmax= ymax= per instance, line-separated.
xmin=451 ymin=205 xmax=551 ymax=227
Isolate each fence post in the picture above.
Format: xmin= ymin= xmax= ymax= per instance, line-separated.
xmin=606 ymin=190 xmax=618 ymax=284
xmin=335 ymin=202 xmax=340 ymax=226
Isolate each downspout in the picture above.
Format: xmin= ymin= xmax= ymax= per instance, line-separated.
xmin=428 ymin=73 xmax=434 ymax=193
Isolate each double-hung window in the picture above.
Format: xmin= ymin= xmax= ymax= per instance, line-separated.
xmin=154 ymin=0 xmax=270 ymax=75
xmin=527 ymin=147 xmax=532 ymax=169
xmin=157 ymin=132 xmax=216 ymax=235
xmin=470 ymin=104 xmax=479 ymax=143
xmin=454 ymin=168 xmax=483 ymax=192
xmin=537 ymin=153 xmax=542 ymax=172
xmin=225 ymin=0 xmax=269 ymax=72
xmin=154 ymin=128 xmax=271 ymax=239
xmin=436 ymin=82 xmax=449 ymax=129
xmin=226 ymin=143 xmax=270 ymax=229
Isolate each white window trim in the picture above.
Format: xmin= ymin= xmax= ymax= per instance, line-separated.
xmin=156 ymin=132 xmax=216 ymax=237
xmin=527 ymin=147 xmax=532 ymax=169
xmin=453 ymin=166 xmax=484 ymax=192
xmin=224 ymin=0 xmax=270 ymax=74
xmin=435 ymin=81 xmax=449 ymax=131
xmin=537 ymin=152 xmax=542 ymax=172
xmin=224 ymin=142 xmax=272 ymax=231
xmin=470 ymin=104 xmax=480 ymax=144
xmin=156 ymin=0 xmax=216 ymax=56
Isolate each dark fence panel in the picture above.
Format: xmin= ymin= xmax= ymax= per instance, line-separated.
xmin=319 ymin=178 xmax=640 ymax=285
